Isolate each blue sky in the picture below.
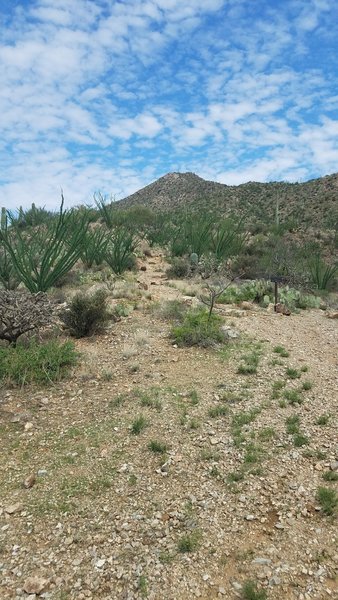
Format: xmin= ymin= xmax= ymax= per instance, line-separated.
xmin=1 ymin=0 xmax=338 ymax=210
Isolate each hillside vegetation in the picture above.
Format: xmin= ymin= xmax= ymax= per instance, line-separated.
xmin=0 ymin=174 xmax=337 ymax=599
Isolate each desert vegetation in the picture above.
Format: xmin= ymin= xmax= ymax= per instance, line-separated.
xmin=0 ymin=182 xmax=337 ymax=599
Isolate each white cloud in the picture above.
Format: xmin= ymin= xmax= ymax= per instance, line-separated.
xmin=0 ymin=0 xmax=338 ymax=210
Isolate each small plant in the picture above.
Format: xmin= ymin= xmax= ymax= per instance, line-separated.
xmin=138 ymin=575 xmax=148 ymax=598
xmin=177 ymin=532 xmax=201 ymax=553
xmin=300 ymin=365 xmax=309 ymax=372
xmin=61 ymin=290 xmax=111 ymax=338
xmin=258 ymin=427 xmax=276 ymax=441
xmin=286 ymin=415 xmax=300 ymax=434
xmin=302 ymin=380 xmax=313 ymax=391
xmin=171 ymin=308 xmax=224 ymax=348
xmin=241 ymin=580 xmax=267 ymax=600
xmin=316 ymin=487 xmax=337 ymax=516
xmin=131 ymin=415 xmax=148 ymax=435
xmin=200 ymin=449 xmax=220 ymax=461
xmin=227 ymin=471 xmax=244 ymax=483
xmin=316 ymin=414 xmax=330 ymax=425
xmin=322 ymin=471 xmax=338 ymax=482
xmin=166 ymin=257 xmax=190 ymax=279
xmin=148 ymin=440 xmax=168 ymax=454
xmin=286 ymin=367 xmax=301 ymax=379
xmin=283 ymin=389 xmax=302 ymax=405
xmin=273 ymin=345 xmax=289 ymax=357
xmin=188 ymin=389 xmax=199 ymax=405
xmin=293 ymin=433 xmax=309 ymax=447
xmin=208 ymin=405 xmax=229 ymax=418
xmin=244 ymin=443 xmax=263 ymax=464
xmin=140 ymin=392 xmax=162 ymax=411
xmin=237 ymin=351 xmax=260 ymax=375
xmin=272 ymin=380 xmax=286 ymax=391
xmin=232 ymin=409 xmax=259 ymax=428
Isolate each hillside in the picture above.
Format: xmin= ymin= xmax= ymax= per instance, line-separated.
xmin=117 ymin=171 xmax=338 ymax=229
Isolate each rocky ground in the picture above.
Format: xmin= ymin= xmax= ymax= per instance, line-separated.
xmin=0 ymin=253 xmax=337 ymax=600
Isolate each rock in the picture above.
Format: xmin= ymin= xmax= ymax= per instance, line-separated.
xmin=221 ymin=326 xmax=240 ymax=339
xmin=5 ymin=503 xmax=23 ymax=515
xmin=95 ymin=559 xmax=106 ymax=568
xmin=239 ymin=301 xmax=255 ymax=310
xmin=330 ymin=461 xmax=338 ymax=471
xmin=23 ymin=576 xmax=49 ymax=595
xmin=37 ymin=469 xmax=48 ymax=477
xmin=23 ymin=474 xmax=36 ymax=489
xmin=253 ymin=558 xmax=272 ymax=565
xmin=326 ymin=311 xmax=338 ymax=319
xmin=275 ymin=303 xmax=291 ymax=315
xmin=140 ymin=266 xmax=147 ymax=271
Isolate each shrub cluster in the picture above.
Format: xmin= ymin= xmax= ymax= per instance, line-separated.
xmin=61 ymin=290 xmax=111 ymax=338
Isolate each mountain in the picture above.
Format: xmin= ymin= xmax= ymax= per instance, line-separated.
xmin=117 ymin=171 xmax=338 ymax=229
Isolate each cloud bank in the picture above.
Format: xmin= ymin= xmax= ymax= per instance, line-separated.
xmin=1 ymin=0 xmax=338 ymax=209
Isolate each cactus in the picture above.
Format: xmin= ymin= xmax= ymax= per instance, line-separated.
xmin=190 ymin=252 xmax=199 ymax=266
xmin=1 ymin=207 xmax=7 ymax=231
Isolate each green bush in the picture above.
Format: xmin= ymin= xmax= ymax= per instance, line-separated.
xmin=61 ymin=290 xmax=111 ymax=338
xmin=0 ymin=339 xmax=77 ymax=385
xmin=171 ymin=308 xmax=224 ymax=347
xmin=166 ymin=257 xmax=191 ymax=279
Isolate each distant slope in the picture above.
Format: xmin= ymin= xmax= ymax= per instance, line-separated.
xmin=116 ymin=172 xmax=338 ymax=229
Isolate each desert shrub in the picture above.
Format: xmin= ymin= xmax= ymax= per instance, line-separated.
xmin=61 ymin=290 xmax=111 ymax=338
xmin=157 ymin=299 xmax=188 ymax=321
xmin=166 ymin=257 xmax=191 ymax=279
xmin=0 ymin=290 xmax=54 ymax=345
xmin=171 ymin=308 xmax=224 ymax=347
xmin=0 ymin=339 xmax=77 ymax=385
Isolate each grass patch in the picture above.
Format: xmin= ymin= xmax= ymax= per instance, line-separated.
xmin=316 ymin=414 xmax=330 ymax=425
xmin=316 ymin=487 xmax=337 ymax=516
xmin=322 ymin=471 xmax=338 ymax=482
xmin=286 ymin=367 xmax=301 ymax=379
xmin=177 ymin=531 xmax=201 ymax=553
xmin=200 ymin=449 xmax=220 ymax=462
xmin=258 ymin=427 xmax=276 ymax=441
xmin=286 ymin=415 xmax=300 ymax=434
xmin=283 ymin=389 xmax=302 ymax=405
xmin=131 ymin=415 xmax=148 ymax=435
xmin=232 ymin=409 xmax=259 ymax=428
xmin=171 ymin=308 xmax=224 ymax=348
xmin=241 ymin=580 xmax=267 ymax=600
xmin=273 ymin=345 xmax=289 ymax=357
xmin=227 ymin=471 xmax=245 ymax=483
xmin=147 ymin=440 xmax=168 ymax=454
xmin=0 ymin=339 xmax=77 ymax=385
xmin=208 ymin=405 xmax=229 ymax=418
xmin=293 ymin=433 xmax=309 ymax=447
xmin=302 ymin=380 xmax=313 ymax=391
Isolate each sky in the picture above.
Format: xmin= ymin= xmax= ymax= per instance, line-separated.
xmin=1 ymin=0 xmax=338 ymax=211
